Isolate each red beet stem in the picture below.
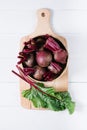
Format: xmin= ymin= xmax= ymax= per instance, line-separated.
xmin=12 ymin=70 xmax=28 ymax=82
xmin=16 ymin=65 xmax=37 ymax=86
xmin=18 ymin=51 xmax=29 ymax=64
xmin=44 ymin=37 xmax=60 ymax=52
xmin=44 ymin=34 xmax=50 ymax=39
xmin=51 ymin=62 xmax=62 ymax=72
xmin=23 ymin=68 xmax=35 ymax=76
xmin=24 ymin=40 xmax=31 ymax=46
xmin=18 ymin=51 xmax=28 ymax=64
xmin=12 ymin=70 xmax=35 ymax=89
xmin=12 ymin=69 xmax=52 ymax=97
xmin=23 ymin=49 xmax=34 ymax=53
xmin=17 ymin=56 xmax=24 ymax=58
xmin=12 ymin=66 xmax=60 ymax=101
xmin=43 ymin=71 xmax=54 ymax=81
xmin=19 ymin=52 xmax=26 ymax=56
xmin=23 ymin=44 xmax=36 ymax=53
xmin=12 ymin=67 xmax=47 ymax=94
xmin=17 ymin=58 xmax=26 ymax=64
xmin=24 ymin=68 xmax=34 ymax=72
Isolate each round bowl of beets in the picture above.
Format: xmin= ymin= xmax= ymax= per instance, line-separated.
xmin=18 ymin=34 xmax=68 ymax=82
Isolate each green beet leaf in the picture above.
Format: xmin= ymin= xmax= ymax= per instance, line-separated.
xmin=22 ymin=82 xmax=75 ymax=114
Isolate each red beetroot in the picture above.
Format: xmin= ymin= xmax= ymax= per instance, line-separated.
xmin=25 ymin=53 xmax=34 ymax=67
xmin=54 ymin=49 xmax=68 ymax=64
xmin=36 ymin=37 xmax=45 ymax=50
xmin=36 ymin=50 xmax=52 ymax=67
xmin=33 ymin=66 xmax=46 ymax=80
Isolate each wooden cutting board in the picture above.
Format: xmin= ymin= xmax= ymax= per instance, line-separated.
xmin=19 ymin=9 xmax=68 ymax=109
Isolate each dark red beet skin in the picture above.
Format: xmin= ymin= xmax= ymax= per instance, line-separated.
xmin=25 ymin=53 xmax=34 ymax=67
xmin=54 ymin=49 xmax=68 ymax=64
xmin=33 ymin=66 xmax=46 ymax=80
xmin=36 ymin=50 xmax=52 ymax=67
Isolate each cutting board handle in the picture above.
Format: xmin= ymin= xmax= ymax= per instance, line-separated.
xmin=35 ymin=8 xmax=53 ymax=35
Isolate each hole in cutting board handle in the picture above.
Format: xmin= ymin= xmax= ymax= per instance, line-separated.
xmin=41 ymin=12 xmax=45 ymax=17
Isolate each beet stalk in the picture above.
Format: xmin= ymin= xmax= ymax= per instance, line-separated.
xmin=23 ymin=68 xmax=35 ymax=76
xmin=54 ymin=49 xmax=68 ymax=64
xmin=44 ymin=37 xmax=60 ymax=52
xmin=17 ymin=57 xmax=26 ymax=64
xmin=17 ymin=51 xmax=28 ymax=64
xmin=12 ymin=65 xmax=60 ymax=100
xmin=23 ymin=44 xmax=36 ymax=54
xmin=48 ymin=62 xmax=62 ymax=74
xmin=43 ymin=71 xmax=54 ymax=81
xmin=44 ymin=37 xmax=68 ymax=64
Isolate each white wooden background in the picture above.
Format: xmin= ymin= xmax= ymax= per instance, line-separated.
xmin=0 ymin=0 xmax=87 ymax=130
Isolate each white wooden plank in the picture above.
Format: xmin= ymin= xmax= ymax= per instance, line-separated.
xmin=53 ymin=11 xmax=87 ymax=34
xmin=66 ymin=34 xmax=87 ymax=82
xmin=68 ymin=83 xmax=87 ymax=109
xmin=69 ymin=57 xmax=87 ymax=82
xmin=0 ymin=82 xmax=87 ymax=108
xmin=0 ymin=59 xmax=18 ymax=82
xmin=0 ymin=10 xmax=87 ymax=34
xmin=0 ymin=0 xmax=87 ymax=10
xmin=0 ymin=106 xmax=87 ymax=130
xmin=0 ymin=83 xmax=20 ymax=107
xmin=0 ymin=34 xmax=20 ymax=58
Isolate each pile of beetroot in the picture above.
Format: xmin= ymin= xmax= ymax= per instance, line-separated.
xmin=17 ymin=34 xmax=68 ymax=81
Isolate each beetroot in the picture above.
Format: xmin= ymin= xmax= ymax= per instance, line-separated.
xmin=36 ymin=50 xmax=52 ymax=67
xmin=54 ymin=49 xmax=68 ymax=64
xmin=33 ymin=66 xmax=46 ymax=80
xmin=36 ymin=37 xmax=45 ymax=50
xmin=24 ymin=53 xmax=34 ymax=67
